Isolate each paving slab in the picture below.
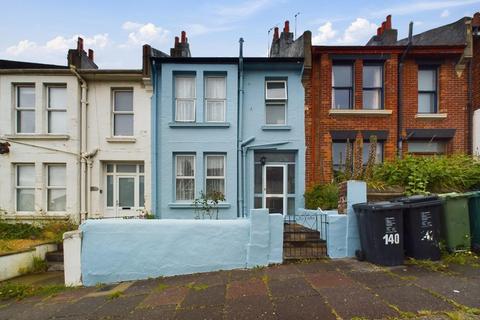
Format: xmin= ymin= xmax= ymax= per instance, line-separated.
xmin=346 ymin=269 xmax=408 ymax=288
xmin=226 ymin=278 xmax=268 ymax=300
xmin=305 ymin=270 xmax=356 ymax=289
xmin=374 ymin=284 xmax=456 ymax=314
xmin=225 ymin=295 xmax=276 ymax=320
xmin=180 ymin=284 xmax=226 ymax=308
xmin=174 ymin=305 xmax=224 ymax=320
xmin=414 ymin=273 xmax=480 ymax=308
xmin=294 ymin=260 xmax=338 ymax=273
xmin=195 ymin=271 xmax=230 ymax=286
xmin=318 ymin=285 xmax=398 ymax=319
xmin=10 ymin=302 xmax=65 ymax=320
xmin=89 ymin=294 xmax=147 ymax=319
xmin=51 ymin=296 xmax=107 ymax=318
xmin=129 ymin=305 xmax=176 ymax=320
xmin=264 ymin=264 xmax=301 ymax=280
xmin=273 ymin=295 xmax=336 ymax=320
xmin=140 ymin=286 xmax=188 ymax=308
xmin=447 ymin=264 xmax=480 ymax=279
xmin=124 ymin=278 xmax=163 ymax=296
xmin=268 ymin=277 xmax=317 ymax=299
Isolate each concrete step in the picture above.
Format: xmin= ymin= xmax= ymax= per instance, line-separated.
xmin=47 ymin=261 xmax=64 ymax=272
xmin=284 ymin=232 xmax=321 ymax=242
xmin=46 ymin=251 xmax=64 ymax=263
xmin=283 ymin=244 xmax=327 ymax=260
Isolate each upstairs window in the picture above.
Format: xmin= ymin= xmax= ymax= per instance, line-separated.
xmin=363 ymin=65 xmax=383 ymax=110
xmin=16 ymin=85 xmax=35 ymax=133
xmin=332 ymin=64 xmax=353 ymax=109
xmin=418 ymin=67 xmax=438 ymax=113
xmin=175 ymin=155 xmax=195 ymax=201
xmin=265 ymin=80 xmax=287 ymax=125
xmin=175 ymin=76 xmax=196 ymax=122
xmin=47 ymin=86 xmax=67 ymax=134
xmin=205 ymin=76 xmax=226 ymax=122
xmin=113 ymin=89 xmax=134 ymax=136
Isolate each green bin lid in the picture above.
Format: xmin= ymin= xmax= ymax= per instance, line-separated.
xmin=462 ymin=191 xmax=480 ymax=198
xmin=353 ymin=201 xmax=404 ymax=211
xmin=438 ymin=192 xmax=466 ymax=199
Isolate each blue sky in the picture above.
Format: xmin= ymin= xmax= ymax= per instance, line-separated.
xmin=1 ymin=0 xmax=478 ymax=68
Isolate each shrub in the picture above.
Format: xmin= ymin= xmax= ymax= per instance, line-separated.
xmin=373 ymin=154 xmax=480 ymax=195
xmin=0 ymin=223 xmax=43 ymax=240
xmin=304 ymin=183 xmax=339 ymax=210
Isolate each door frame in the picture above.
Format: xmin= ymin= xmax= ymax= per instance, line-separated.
xmin=262 ymin=164 xmax=287 ymax=215
xmin=115 ymin=175 xmax=137 ymax=217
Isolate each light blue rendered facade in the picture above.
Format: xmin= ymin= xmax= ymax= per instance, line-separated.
xmin=151 ymin=57 xmax=305 ymax=218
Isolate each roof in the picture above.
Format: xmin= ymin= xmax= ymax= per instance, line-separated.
xmin=152 ymin=57 xmax=303 ymax=64
xmin=396 ymin=17 xmax=470 ymax=46
xmin=0 ymin=59 xmax=67 ymax=69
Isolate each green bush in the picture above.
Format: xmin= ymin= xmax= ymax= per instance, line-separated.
xmin=373 ymin=154 xmax=480 ymax=195
xmin=0 ymin=223 xmax=43 ymax=240
xmin=304 ymin=183 xmax=339 ymax=210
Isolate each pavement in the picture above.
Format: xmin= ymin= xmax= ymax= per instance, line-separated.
xmin=0 ymin=259 xmax=479 ymax=320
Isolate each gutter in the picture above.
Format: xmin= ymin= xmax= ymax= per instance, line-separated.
xmin=70 ymin=65 xmax=89 ymax=222
xmin=397 ymin=22 xmax=413 ymax=158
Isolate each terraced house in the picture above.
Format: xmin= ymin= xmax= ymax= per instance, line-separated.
xmin=304 ymin=14 xmax=479 ymax=186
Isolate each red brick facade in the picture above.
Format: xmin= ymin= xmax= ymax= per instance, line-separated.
xmin=305 ymin=46 xmax=471 ymax=187
xmin=473 ymin=35 xmax=480 ymax=111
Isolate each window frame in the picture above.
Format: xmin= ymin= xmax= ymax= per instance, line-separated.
xmin=105 ymin=163 xmax=145 ymax=209
xmin=265 ymin=80 xmax=287 ymax=126
xmin=265 ymin=80 xmax=287 ymax=100
xmin=332 ymin=63 xmax=354 ymax=110
xmin=46 ymin=85 xmax=67 ymax=134
xmin=15 ymin=84 xmax=36 ymax=134
xmin=112 ymin=88 xmax=134 ymax=137
xmin=407 ymin=140 xmax=446 ymax=155
xmin=175 ymin=75 xmax=196 ymax=122
xmin=417 ymin=66 xmax=438 ymax=114
xmin=175 ymin=154 xmax=196 ymax=202
xmin=204 ymin=76 xmax=226 ymax=123
xmin=46 ymin=164 xmax=67 ymax=212
xmin=15 ymin=163 xmax=35 ymax=213
xmin=362 ymin=63 xmax=384 ymax=110
xmin=204 ymin=154 xmax=226 ymax=198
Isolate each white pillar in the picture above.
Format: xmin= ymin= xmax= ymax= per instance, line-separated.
xmin=63 ymin=230 xmax=82 ymax=287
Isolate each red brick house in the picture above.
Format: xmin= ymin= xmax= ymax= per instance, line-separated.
xmin=304 ymin=14 xmax=478 ymax=187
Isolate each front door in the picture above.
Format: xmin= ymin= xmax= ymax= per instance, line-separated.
xmin=263 ymin=165 xmax=287 ymax=215
xmin=116 ymin=176 xmax=136 ymax=217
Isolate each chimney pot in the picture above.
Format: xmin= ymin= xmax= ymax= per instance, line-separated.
xmin=472 ymin=12 xmax=480 ymax=27
xmin=77 ymin=37 xmax=84 ymax=51
xmin=377 ymin=27 xmax=382 ymax=36
xmin=181 ymin=31 xmax=186 ymax=43
xmin=274 ymin=27 xmax=279 ymax=40
xmin=284 ymin=20 xmax=290 ymax=33
xmin=88 ymin=49 xmax=94 ymax=61
xmin=175 ymin=36 xmax=179 ymax=45
xmin=386 ymin=15 xmax=392 ymax=30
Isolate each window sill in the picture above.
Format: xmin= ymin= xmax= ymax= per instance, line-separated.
xmin=329 ymin=109 xmax=392 ymax=116
xmin=415 ymin=113 xmax=447 ymax=119
xmin=106 ymin=137 xmax=137 ymax=143
xmin=261 ymin=125 xmax=291 ymax=131
xmin=168 ymin=122 xmax=231 ymax=128
xmin=4 ymin=134 xmax=70 ymax=140
xmin=168 ymin=202 xmax=231 ymax=209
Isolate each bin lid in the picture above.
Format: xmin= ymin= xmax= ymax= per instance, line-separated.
xmin=462 ymin=191 xmax=480 ymax=198
xmin=353 ymin=201 xmax=404 ymax=211
xmin=438 ymin=192 xmax=468 ymax=199
xmin=394 ymin=194 xmax=439 ymax=204
xmin=404 ymin=199 xmax=443 ymax=209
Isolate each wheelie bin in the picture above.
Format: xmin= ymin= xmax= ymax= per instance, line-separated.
xmin=394 ymin=195 xmax=442 ymax=260
xmin=465 ymin=191 xmax=480 ymax=253
xmin=353 ymin=202 xmax=404 ymax=266
xmin=438 ymin=193 xmax=471 ymax=252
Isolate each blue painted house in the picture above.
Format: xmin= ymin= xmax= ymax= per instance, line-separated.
xmin=151 ymin=28 xmax=308 ymax=219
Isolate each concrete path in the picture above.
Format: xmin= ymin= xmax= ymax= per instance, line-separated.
xmin=1 ymin=259 xmax=479 ymax=319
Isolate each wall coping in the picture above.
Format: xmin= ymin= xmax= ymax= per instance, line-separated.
xmin=415 ymin=113 xmax=448 ymax=119
xmin=329 ymin=109 xmax=393 ymax=116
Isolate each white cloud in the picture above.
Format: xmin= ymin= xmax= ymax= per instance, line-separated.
xmin=216 ymin=0 xmax=272 ymax=21
xmin=6 ymin=40 xmax=37 ymax=55
xmin=312 ymin=22 xmax=337 ymax=45
xmin=440 ymin=9 xmax=450 ymax=17
xmin=123 ymin=22 xmax=169 ymax=45
xmin=185 ymin=23 xmax=232 ymax=36
xmin=374 ymin=0 xmax=480 ymax=17
xmin=337 ymin=18 xmax=377 ymax=45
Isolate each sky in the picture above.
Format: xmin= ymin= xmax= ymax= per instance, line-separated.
xmin=0 ymin=0 xmax=479 ymax=68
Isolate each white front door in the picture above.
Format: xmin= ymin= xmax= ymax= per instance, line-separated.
xmin=116 ymin=176 xmax=136 ymax=217
xmin=262 ymin=164 xmax=287 ymax=215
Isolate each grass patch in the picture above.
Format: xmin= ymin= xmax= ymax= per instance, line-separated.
xmin=0 ymin=221 xmax=77 ymax=245
xmin=405 ymin=258 xmax=449 ymax=273
xmin=185 ymin=282 xmax=209 ymax=291
xmin=156 ymin=283 xmax=169 ymax=292
xmin=0 ymin=282 xmax=68 ymax=301
xmin=106 ymin=291 xmax=123 ymax=300
xmin=18 ymin=257 xmax=48 ymax=275
xmin=442 ymin=252 xmax=480 ymax=268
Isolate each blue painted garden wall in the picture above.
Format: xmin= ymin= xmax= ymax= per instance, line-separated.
xmin=152 ymin=63 xmax=238 ymax=219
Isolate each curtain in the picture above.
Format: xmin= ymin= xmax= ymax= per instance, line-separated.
xmin=176 ymin=100 xmax=195 ymax=121
xmin=175 ymin=77 xmax=195 ymax=98
xmin=176 ymin=156 xmax=194 ymax=177
xmin=207 ymin=156 xmax=224 ymax=176
xmin=206 ymin=101 xmax=225 ymax=122
xmin=205 ymin=77 xmax=226 ymax=99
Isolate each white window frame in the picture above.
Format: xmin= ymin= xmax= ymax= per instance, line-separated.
xmin=46 ymin=164 xmax=67 ymax=212
xmin=265 ymin=80 xmax=287 ymax=100
xmin=105 ymin=163 xmax=145 ymax=209
xmin=265 ymin=102 xmax=287 ymax=125
xmin=15 ymin=84 xmax=36 ymax=134
xmin=175 ymin=76 xmax=196 ymax=122
xmin=15 ymin=164 xmax=35 ymax=213
xmin=205 ymin=154 xmax=226 ymax=197
xmin=112 ymin=89 xmax=134 ymax=137
xmin=204 ymin=76 xmax=226 ymax=123
xmin=175 ymin=155 xmax=196 ymax=202
xmin=46 ymin=85 xmax=67 ymax=134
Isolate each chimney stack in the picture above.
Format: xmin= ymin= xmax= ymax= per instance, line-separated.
xmin=284 ymin=20 xmax=290 ymax=33
xmin=88 ymin=49 xmax=94 ymax=61
xmin=273 ymin=27 xmax=279 ymax=40
xmin=170 ymin=31 xmax=191 ymax=57
xmin=77 ymin=37 xmax=84 ymax=51
xmin=386 ymin=15 xmax=392 ymax=30
xmin=366 ymin=14 xmax=398 ymax=46
xmin=181 ymin=31 xmax=186 ymax=43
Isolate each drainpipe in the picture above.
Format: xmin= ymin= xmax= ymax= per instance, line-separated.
xmin=237 ymin=38 xmax=245 ymax=218
xmin=70 ymin=66 xmax=88 ymax=222
xmin=397 ymin=22 xmax=413 ymax=158
xmin=85 ymin=149 xmax=98 ymax=217
xmin=151 ymin=60 xmax=159 ymax=217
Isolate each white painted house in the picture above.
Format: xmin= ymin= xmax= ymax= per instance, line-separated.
xmin=0 ymin=38 xmax=153 ymax=222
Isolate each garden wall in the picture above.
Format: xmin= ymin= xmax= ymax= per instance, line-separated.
xmin=68 ymin=209 xmax=283 ymax=286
